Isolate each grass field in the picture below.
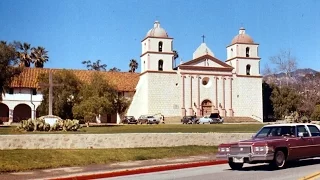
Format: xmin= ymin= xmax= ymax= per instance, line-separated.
xmin=0 ymin=146 xmax=217 ymax=173
xmin=0 ymin=124 xmax=264 ymax=134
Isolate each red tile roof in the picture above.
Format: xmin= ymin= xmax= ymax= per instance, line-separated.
xmin=10 ymin=68 xmax=139 ymax=92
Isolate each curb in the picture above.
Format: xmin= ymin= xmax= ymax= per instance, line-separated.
xmin=49 ymin=160 xmax=228 ymax=180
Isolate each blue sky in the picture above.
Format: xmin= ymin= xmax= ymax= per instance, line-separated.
xmin=1 ymin=0 xmax=319 ymax=72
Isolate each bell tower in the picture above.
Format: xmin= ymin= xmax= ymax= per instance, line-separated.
xmin=141 ymin=21 xmax=174 ymax=73
xmin=226 ymin=27 xmax=260 ymax=76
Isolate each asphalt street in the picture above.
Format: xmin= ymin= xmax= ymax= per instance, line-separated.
xmin=102 ymin=158 xmax=320 ymax=180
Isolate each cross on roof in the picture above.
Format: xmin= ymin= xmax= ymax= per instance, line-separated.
xmin=39 ymin=70 xmax=63 ymax=116
xmin=201 ymin=35 xmax=205 ymax=43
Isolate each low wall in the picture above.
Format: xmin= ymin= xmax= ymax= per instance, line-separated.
xmin=0 ymin=133 xmax=253 ymax=150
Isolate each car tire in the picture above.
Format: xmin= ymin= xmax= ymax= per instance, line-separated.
xmin=228 ymin=161 xmax=243 ymax=170
xmin=270 ymin=150 xmax=286 ymax=169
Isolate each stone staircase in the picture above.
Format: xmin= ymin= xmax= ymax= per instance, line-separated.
xmin=223 ymin=116 xmax=261 ymax=123
xmin=164 ymin=116 xmax=261 ymax=124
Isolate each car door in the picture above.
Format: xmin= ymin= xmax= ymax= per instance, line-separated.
xmin=289 ymin=125 xmax=314 ymax=159
xmin=307 ymin=124 xmax=320 ymax=157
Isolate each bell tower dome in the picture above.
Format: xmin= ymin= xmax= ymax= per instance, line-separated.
xmin=140 ymin=21 xmax=174 ymax=73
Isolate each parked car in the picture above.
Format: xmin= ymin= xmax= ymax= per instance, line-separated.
xmin=122 ymin=116 xmax=138 ymax=124
xmin=198 ymin=113 xmax=223 ymax=124
xmin=138 ymin=115 xmax=160 ymax=124
xmin=216 ymin=123 xmax=320 ymax=170
xmin=181 ymin=116 xmax=198 ymax=124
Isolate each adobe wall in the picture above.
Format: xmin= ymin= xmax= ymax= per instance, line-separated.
xmin=0 ymin=133 xmax=253 ymax=149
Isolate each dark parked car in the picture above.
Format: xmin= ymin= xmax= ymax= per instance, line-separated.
xmin=122 ymin=116 xmax=138 ymax=124
xmin=181 ymin=116 xmax=198 ymax=124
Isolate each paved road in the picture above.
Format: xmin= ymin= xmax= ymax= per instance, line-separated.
xmin=103 ymin=159 xmax=320 ymax=180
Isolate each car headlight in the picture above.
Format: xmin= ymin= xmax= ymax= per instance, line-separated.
xmin=219 ymin=147 xmax=230 ymax=152
xmin=253 ymin=146 xmax=273 ymax=153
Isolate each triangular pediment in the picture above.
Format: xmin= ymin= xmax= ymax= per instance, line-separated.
xmin=179 ymin=54 xmax=233 ymax=71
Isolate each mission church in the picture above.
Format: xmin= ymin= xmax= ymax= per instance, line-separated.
xmin=0 ymin=21 xmax=263 ymax=124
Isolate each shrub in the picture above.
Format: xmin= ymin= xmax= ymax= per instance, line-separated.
xmin=311 ymin=105 xmax=320 ymax=121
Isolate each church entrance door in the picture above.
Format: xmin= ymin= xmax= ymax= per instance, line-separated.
xmin=201 ymin=100 xmax=212 ymax=116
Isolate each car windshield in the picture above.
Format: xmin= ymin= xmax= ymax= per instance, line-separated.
xmin=147 ymin=116 xmax=154 ymax=118
xmin=255 ymin=126 xmax=296 ymax=138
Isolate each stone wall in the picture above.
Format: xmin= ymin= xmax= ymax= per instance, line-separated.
xmin=0 ymin=133 xmax=253 ymax=150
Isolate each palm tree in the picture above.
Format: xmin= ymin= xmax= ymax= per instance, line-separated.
xmin=109 ymin=67 xmax=121 ymax=72
xmin=15 ymin=42 xmax=32 ymax=67
xmin=31 ymin=46 xmax=49 ymax=68
xmin=129 ymin=59 xmax=138 ymax=73
xmin=82 ymin=60 xmax=107 ymax=71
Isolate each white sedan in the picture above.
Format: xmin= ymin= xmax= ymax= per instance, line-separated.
xmin=198 ymin=113 xmax=224 ymax=124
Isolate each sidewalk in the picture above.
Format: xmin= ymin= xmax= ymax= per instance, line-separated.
xmin=0 ymin=154 xmax=221 ymax=180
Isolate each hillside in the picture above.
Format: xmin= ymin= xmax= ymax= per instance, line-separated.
xmin=263 ymin=68 xmax=319 ymax=85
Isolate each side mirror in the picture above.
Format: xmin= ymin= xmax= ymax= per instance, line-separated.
xmin=251 ymin=134 xmax=255 ymax=138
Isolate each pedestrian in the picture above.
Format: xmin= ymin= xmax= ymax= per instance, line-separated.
xmin=162 ymin=115 xmax=165 ymax=124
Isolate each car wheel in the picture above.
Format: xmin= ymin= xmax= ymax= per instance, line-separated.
xmin=228 ymin=161 xmax=243 ymax=170
xmin=270 ymin=150 xmax=286 ymax=169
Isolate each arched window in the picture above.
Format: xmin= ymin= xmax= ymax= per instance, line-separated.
xmin=246 ymin=64 xmax=251 ymax=75
xmin=246 ymin=47 xmax=250 ymax=57
xmin=158 ymin=41 xmax=163 ymax=52
xmin=158 ymin=60 xmax=164 ymax=71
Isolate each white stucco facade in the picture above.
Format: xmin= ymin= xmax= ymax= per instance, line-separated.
xmin=1 ymin=88 xmax=42 ymax=122
xmin=127 ymin=22 xmax=263 ymax=122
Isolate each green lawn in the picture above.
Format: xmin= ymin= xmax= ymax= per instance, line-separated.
xmin=0 ymin=124 xmax=264 ymax=134
xmin=0 ymin=146 xmax=217 ymax=173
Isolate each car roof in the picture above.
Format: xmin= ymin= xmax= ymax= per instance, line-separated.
xmin=263 ymin=123 xmax=317 ymax=127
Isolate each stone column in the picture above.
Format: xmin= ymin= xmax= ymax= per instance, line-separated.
xmin=197 ymin=76 xmax=201 ymax=116
xmin=214 ymin=77 xmax=218 ymax=111
xmin=31 ymin=109 xmax=36 ymax=120
xmin=181 ymin=75 xmax=186 ymax=116
xmin=221 ymin=77 xmax=226 ymax=117
xmin=229 ymin=77 xmax=234 ymax=116
xmin=189 ymin=76 xmax=194 ymax=116
xmin=8 ymin=109 xmax=13 ymax=124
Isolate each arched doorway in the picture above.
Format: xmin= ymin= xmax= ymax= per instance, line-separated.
xmin=13 ymin=104 xmax=31 ymax=122
xmin=201 ymin=100 xmax=212 ymax=116
xmin=0 ymin=103 xmax=9 ymax=122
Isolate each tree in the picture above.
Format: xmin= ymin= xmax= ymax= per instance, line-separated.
xmin=37 ymin=70 xmax=82 ymax=119
xmin=0 ymin=41 xmax=23 ymax=101
xmin=262 ymin=81 xmax=275 ymax=121
xmin=109 ymin=67 xmax=121 ymax=72
xmin=267 ymin=49 xmax=298 ymax=86
xmin=73 ymin=72 xmax=131 ymax=123
xmin=82 ymin=60 xmax=107 ymax=71
xmin=31 ymin=46 xmax=49 ymax=68
xmin=296 ymin=72 xmax=320 ymax=117
xmin=73 ymin=72 xmax=116 ymax=122
xmin=311 ymin=105 xmax=320 ymax=121
xmin=129 ymin=59 xmax=138 ymax=72
xmin=15 ymin=42 xmax=33 ymax=67
xmin=270 ymin=86 xmax=301 ymax=119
